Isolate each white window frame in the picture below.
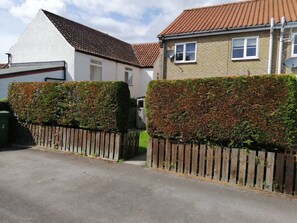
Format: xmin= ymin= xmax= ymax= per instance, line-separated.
xmin=90 ymin=59 xmax=102 ymax=81
xmin=291 ymin=33 xmax=297 ymax=56
xmin=125 ymin=67 xmax=133 ymax=86
xmin=174 ymin=42 xmax=197 ymax=63
xmin=231 ymin=36 xmax=259 ymax=60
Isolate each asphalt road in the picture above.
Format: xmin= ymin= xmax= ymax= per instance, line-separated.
xmin=0 ymin=147 xmax=296 ymax=223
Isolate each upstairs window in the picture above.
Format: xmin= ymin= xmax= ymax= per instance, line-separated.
xmin=292 ymin=34 xmax=297 ymax=56
xmin=90 ymin=59 xmax=102 ymax=81
xmin=175 ymin=42 xmax=197 ymax=63
xmin=125 ymin=68 xmax=133 ymax=86
xmin=232 ymin=37 xmax=258 ymax=60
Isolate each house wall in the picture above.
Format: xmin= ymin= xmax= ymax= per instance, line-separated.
xmin=163 ymin=29 xmax=296 ymax=80
xmin=74 ymin=52 xmax=142 ymax=98
xmin=9 ymin=10 xmax=75 ymax=81
xmin=139 ymin=68 xmax=153 ymax=97
xmin=0 ymin=70 xmax=64 ymax=98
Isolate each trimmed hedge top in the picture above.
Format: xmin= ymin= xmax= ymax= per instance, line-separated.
xmin=146 ymin=75 xmax=297 ymax=150
xmin=8 ymin=81 xmax=130 ymax=133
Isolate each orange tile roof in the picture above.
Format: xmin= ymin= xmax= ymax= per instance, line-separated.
xmin=132 ymin=43 xmax=160 ymax=68
xmin=159 ymin=0 xmax=297 ymax=37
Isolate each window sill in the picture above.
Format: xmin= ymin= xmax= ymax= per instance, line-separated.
xmin=231 ymin=57 xmax=259 ymax=61
xmin=174 ymin=60 xmax=197 ymax=64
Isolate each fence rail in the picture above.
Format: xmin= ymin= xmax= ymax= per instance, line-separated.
xmin=12 ymin=122 xmax=139 ymax=161
xmin=147 ymin=138 xmax=297 ymax=196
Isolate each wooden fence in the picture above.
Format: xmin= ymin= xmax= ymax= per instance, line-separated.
xmin=11 ymin=122 xmax=139 ymax=161
xmin=147 ymin=138 xmax=297 ymax=196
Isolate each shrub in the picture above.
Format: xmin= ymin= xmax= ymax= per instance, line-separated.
xmin=146 ymin=75 xmax=297 ymax=150
xmin=8 ymin=81 xmax=130 ymax=133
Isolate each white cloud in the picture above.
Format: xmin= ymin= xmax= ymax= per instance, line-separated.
xmin=0 ymin=0 xmax=242 ymax=60
xmin=9 ymin=0 xmax=66 ymax=23
xmin=0 ymin=0 xmax=14 ymax=9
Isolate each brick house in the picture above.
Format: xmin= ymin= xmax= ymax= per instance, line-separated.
xmin=158 ymin=0 xmax=297 ymax=80
xmin=0 ymin=10 xmax=159 ymax=98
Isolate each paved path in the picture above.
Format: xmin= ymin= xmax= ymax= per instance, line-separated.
xmin=0 ymin=147 xmax=296 ymax=223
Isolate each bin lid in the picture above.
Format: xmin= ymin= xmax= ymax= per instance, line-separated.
xmin=0 ymin=111 xmax=10 ymax=115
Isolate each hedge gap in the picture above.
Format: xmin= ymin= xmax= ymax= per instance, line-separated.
xmin=146 ymin=75 xmax=297 ymax=150
xmin=8 ymin=81 xmax=130 ymax=133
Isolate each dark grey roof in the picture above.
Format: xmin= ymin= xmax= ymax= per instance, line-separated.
xmin=43 ymin=10 xmax=140 ymax=67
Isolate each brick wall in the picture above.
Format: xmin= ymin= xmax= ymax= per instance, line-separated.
xmin=162 ymin=29 xmax=296 ymax=80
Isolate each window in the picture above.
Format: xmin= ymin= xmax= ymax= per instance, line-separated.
xmin=125 ymin=68 xmax=133 ymax=86
xmin=175 ymin=42 xmax=197 ymax=63
xmin=232 ymin=37 xmax=258 ymax=60
xmin=90 ymin=59 xmax=102 ymax=81
xmin=292 ymin=34 xmax=297 ymax=56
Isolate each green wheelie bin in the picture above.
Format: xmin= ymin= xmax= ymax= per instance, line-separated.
xmin=0 ymin=111 xmax=10 ymax=145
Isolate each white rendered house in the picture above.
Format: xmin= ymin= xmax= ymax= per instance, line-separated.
xmin=0 ymin=9 xmax=160 ymax=98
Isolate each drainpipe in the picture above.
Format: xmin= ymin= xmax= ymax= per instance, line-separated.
xmin=44 ymin=61 xmax=67 ymax=81
xmin=268 ymin=18 xmax=274 ymax=74
xmin=159 ymin=36 xmax=167 ymax=80
xmin=277 ymin=16 xmax=285 ymax=74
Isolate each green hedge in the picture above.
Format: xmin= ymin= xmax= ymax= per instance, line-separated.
xmin=8 ymin=81 xmax=130 ymax=133
xmin=0 ymin=98 xmax=10 ymax=111
xmin=146 ymin=75 xmax=297 ymax=150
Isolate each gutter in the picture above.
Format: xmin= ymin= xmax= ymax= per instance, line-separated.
xmin=44 ymin=61 xmax=67 ymax=81
xmin=158 ymin=22 xmax=297 ymax=40
xmin=268 ymin=18 xmax=275 ymax=74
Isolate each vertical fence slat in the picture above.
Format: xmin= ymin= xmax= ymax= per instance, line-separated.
xmin=178 ymin=144 xmax=185 ymax=173
xmin=109 ymin=133 xmax=115 ymax=160
xmin=255 ymin=151 xmax=265 ymax=190
xmin=184 ymin=144 xmax=191 ymax=175
xmin=114 ymin=133 xmax=121 ymax=161
xmin=284 ymin=155 xmax=295 ymax=195
xmin=221 ymin=148 xmax=230 ymax=182
xmin=152 ymin=138 xmax=159 ymax=168
xmin=206 ymin=147 xmax=214 ymax=179
xmin=171 ymin=143 xmax=178 ymax=172
xmin=199 ymin=144 xmax=206 ymax=177
xmin=71 ymin=128 xmax=76 ymax=152
xmin=94 ymin=132 xmax=100 ymax=157
xmin=77 ymin=129 xmax=83 ymax=154
xmin=191 ymin=144 xmax=199 ymax=176
xmin=246 ymin=150 xmax=256 ymax=187
xmin=104 ymin=133 xmax=110 ymax=159
xmin=165 ymin=140 xmax=171 ymax=171
xmin=44 ymin=126 xmax=48 ymax=147
xmin=239 ymin=150 xmax=248 ymax=186
xmin=214 ymin=147 xmax=222 ymax=180
xmin=230 ymin=148 xmax=239 ymax=184
xmin=99 ymin=132 xmax=105 ymax=158
xmin=295 ymin=159 xmax=297 ymax=196
xmin=158 ymin=139 xmax=165 ymax=169
xmin=62 ymin=127 xmax=67 ymax=151
xmin=147 ymin=137 xmax=153 ymax=167
xmin=264 ymin=152 xmax=275 ymax=191
xmin=74 ymin=128 xmax=78 ymax=153
xmin=85 ymin=130 xmax=91 ymax=156
xmin=67 ymin=127 xmax=71 ymax=151
xmin=38 ymin=125 xmax=42 ymax=146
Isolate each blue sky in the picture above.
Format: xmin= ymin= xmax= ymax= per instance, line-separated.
xmin=0 ymin=0 xmax=240 ymax=63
